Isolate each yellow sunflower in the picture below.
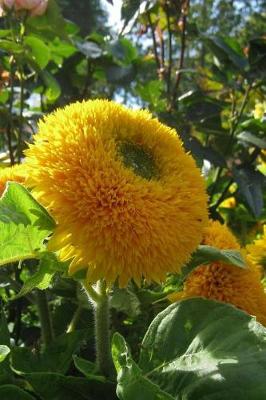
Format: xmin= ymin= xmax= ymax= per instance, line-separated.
xmin=0 ymin=164 xmax=26 ymax=196
xmin=24 ymin=100 xmax=208 ymax=287
xmin=169 ymin=220 xmax=266 ymax=325
xmin=247 ymin=225 xmax=266 ymax=272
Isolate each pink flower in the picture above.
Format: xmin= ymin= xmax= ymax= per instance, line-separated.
xmin=30 ymin=0 xmax=47 ymax=16
xmin=0 ymin=0 xmax=16 ymax=9
xmin=15 ymin=0 xmax=48 ymax=15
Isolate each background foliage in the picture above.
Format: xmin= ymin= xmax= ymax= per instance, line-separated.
xmin=0 ymin=0 xmax=265 ymax=399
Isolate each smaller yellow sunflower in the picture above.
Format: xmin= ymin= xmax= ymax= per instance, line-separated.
xmin=169 ymin=220 xmax=266 ymax=326
xmin=247 ymin=225 xmax=266 ymax=272
xmin=0 ymin=164 xmax=26 ymax=196
xmin=219 ymin=196 xmax=236 ymax=209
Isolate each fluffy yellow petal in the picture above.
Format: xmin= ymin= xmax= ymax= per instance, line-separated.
xmin=24 ymin=100 xmax=208 ymax=286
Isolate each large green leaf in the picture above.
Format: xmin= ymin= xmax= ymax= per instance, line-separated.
xmin=0 ymin=385 xmax=35 ymax=400
xmin=12 ymin=330 xmax=87 ymax=375
xmin=24 ymin=35 xmax=51 ymax=69
xmin=73 ymin=356 xmax=106 ymax=382
xmin=112 ymin=333 xmax=174 ymax=400
xmin=0 ymin=183 xmax=55 ymax=266
xmin=40 ymin=70 xmax=61 ymax=102
xmin=113 ymin=298 xmax=266 ymax=400
xmin=24 ymin=372 xmax=115 ymax=400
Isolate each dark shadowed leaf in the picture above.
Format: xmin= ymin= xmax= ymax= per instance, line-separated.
xmin=238 ymin=131 xmax=266 ymax=149
xmin=76 ymin=41 xmax=103 ymax=59
xmin=204 ymin=36 xmax=248 ymax=71
xmin=12 ymin=330 xmax=87 ymax=375
xmin=25 ymin=372 xmax=115 ymax=400
xmin=233 ymin=166 xmax=265 ymax=217
xmin=0 ymin=385 xmax=35 ymax=400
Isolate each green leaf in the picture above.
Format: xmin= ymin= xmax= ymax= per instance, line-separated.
xmin=204 ymin=36 xmax=248 ymax=71
xmin=248 ymin=37 xmax=266 ymax=77
xmin=0 ymin=183 xmax=55 ymax=266
xmin=0 ymin=30 xmax=11 ymax=38
xmin=240 ymin=118 xmax=266 ymax=134
xmin=0 ymin=385 xmax=35 ymax=400
xmin=73 ymin=356 xmax=106 ymax=382
xmin=113 ymin=298 xmax=266 ymax=400
xmin=233 ymin=166 xmax=265 ymax=217
xmin=12 ymin=330 xmax=87 ymax=375
xmin=26 ymin=0 xmax=68 ymax=41
xmin=40 ymin=70 xmax=61 ymax=102
xmin=238 ymin=131 xmax=266 ymax=149
xmin=0 ymin=345 xmax=10 ymax=363
xmin=76 ymin=40 xmax=103 ymax=59
xmin=0 ymin=89 xmax=9 ymax=104
xmin=110 ymin=38 xmax=138 ymax=65
xmin=0 ymin=39 xmax=24 ymax=54
xmin=112 ymin=333 xmax=174 ymax=400
xmin=24 ymin=35 xmax=51 ymax=69
xmin=0 ymin=311 xmax=12 ymax=384
xmin=11 ymin=252 xmax=67 ymax=300
xmin=110 ymin=288 xmax=141 ymax=318
xmin=24 ymin=372 xmax=115 ymax=400
xmin=182 ymin=245 xmax=246 ymax=280
xmin=106 ymin=65 xmax=135 ymax=84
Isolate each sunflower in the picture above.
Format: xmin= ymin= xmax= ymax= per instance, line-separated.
xmin=24 ymin=100 xmax=208 ymax=287
xmin=0 ymin=164 xmax=26 ymax=196
xmin=247 ymin=225 xmax=266 ymax=272
xmin=169 ymin=220 xmax=266 ymax=325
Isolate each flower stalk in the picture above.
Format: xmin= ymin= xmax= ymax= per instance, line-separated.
xmin=35 ymin=289 xmax=54 ymax=348
xmin=83 ymin=280 xmax=112 ymax=377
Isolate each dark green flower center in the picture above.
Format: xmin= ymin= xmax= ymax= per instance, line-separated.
xmin=118 ymin=141 xmax=159 ymax=180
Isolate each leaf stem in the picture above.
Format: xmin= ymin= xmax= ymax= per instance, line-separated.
xmin=67 ymin=305 xmax=83 ymax=333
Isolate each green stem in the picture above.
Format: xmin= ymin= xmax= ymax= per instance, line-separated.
xmin=36 ymin=290 xmax=54 ymax=348
xmin=83 ymin=280 xmax=112 ymax=377
xmin=67 ymin=305 xmax=83 ymax=333
xmin=17 ymin=66 xmax=24 ymax=163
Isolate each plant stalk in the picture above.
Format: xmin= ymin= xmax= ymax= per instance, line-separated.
xmin=36 ymin=290 xmax=54 ymax=348
xmin=83 ymin=280 xmax=112 ymax=377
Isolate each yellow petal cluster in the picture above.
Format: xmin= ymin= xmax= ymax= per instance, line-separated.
xmin=247 ymin=225 xmax=266 ymax=272
xmin=24 ymin=100 xmax=208 ymax=287
xmin=253 ymin=101 xmax=266 ymax=120
xmin=0 ymin=164 xmax=26 ymax=196
xmin=169 ymin=220 xmax=266 ymax=325
xmin=219 ymin=196 xmax=236 ymax=209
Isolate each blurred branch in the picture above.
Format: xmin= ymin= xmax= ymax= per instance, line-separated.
xmin=210 ymin=178 xmax=234 ymax=212
xmin=165 ymin=2 xmax=173 ymax=100
xmin=147 ymin=11 xmax=160 ymax=72
xmin=6 ymin=59 xmax=15 ymax=166
xmin=209 ymin=83 xmax=253 ymax=201
xmin=171 ymin=0 xmax=190 ymax=108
